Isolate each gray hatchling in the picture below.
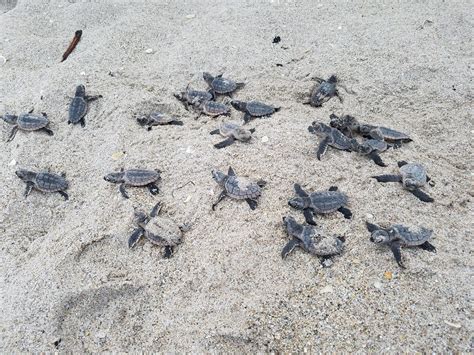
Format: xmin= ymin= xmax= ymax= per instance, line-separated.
xmin=282 ymin=216 xmax=345 ymax=264
xmin=203 ymin=72 xmax=245 ymax=96
xmin=304 ymin=75 xmax=342 ymax=107
xmin=174 ymin=85 xmax=214 ymax=111
xmin=352 ymin=138 xmax=389 ymax=167
xmin=128 ymin=202 xmax=186 ymax=258
xmin=197 ymin=100 xmax=230 ymax=118
xmin=289 ymin=184 xmax=352 ymax=225
xmin=137 ymin=112 xmax=183 ymax=130
xmin=15 ymin=169 xmax=69 ymax=200
xmin=231 ymin=100 xmax=280 ymax=124
xmin=104 ymin=168 xmax=161 ymax=199
xmin=308 ymin=122 xmax=355 ymax=160
xmin=372 ymin=161 xmax=434 ymax=202
xmin=210 ymin=122 xmax=255 ymax=148
xmin=366 ymin=221 xmax=436 ymax=268
xmin=212 ymin=166 xmax=266 ymax=210
xmin=329 ymin=114 xmax=412 ymax=146
xmin=2 ymin=111 xmax=53 ymax=142
xmin=68 ymin=84 xmax=102 ymax=127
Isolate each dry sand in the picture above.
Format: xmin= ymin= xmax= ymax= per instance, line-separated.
xmin=0 ymin=0 xmax=472 ymax=352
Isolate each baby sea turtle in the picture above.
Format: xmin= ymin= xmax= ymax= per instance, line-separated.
xmin=203 ymin=72 xmax=245 ymax=96
xmin=304 ymin=75 xmax=342 ymax=107
xmin=104 ymin=168 xmax=161 ymax=199
xmin=330 ymin=114 xmax=411 ymax=146
xmin=211 ymin=166 xmax=266 ymax=210
xmin=210 ymin=122 xmax=255 ymax=149
xmin=308 ymin=122 xmax=354 ymax=160
xmin=196 ymin=100 xmax=230 ymax=118
xmin=2 ymin=112 xmax=53 ymax=142
xmin=128 ymin=202 xmax=186 ymax=258
xmin=282 ymin=216 xmax=345 ymax=263
xmin=288 ymin=184 xmax=352 ymax=225
xmin=174 ymin=85 xmax=214 ymax=111
xmin=366 ymin=221 xmax=436 ymax=268
xmin=136 ymin=112 xmax=183 ymax=130
xmin=372 ymin=161 xmax=434 ymax=202
xmin=352 ymin=138 xmax=388 ymax=167
xmin=231 ymin=100 xmax=280 ymax=124
xmin=15 ymin=169 xmax=69 ymax=200
xmin=68 ymin=84 xmax=102 ymax=127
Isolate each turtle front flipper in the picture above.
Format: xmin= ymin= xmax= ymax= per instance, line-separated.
xmin=119 ymin=183 xmax=129 ymax=199
xmin=58 ymin=191 xmax=69 ymax=201
xmin=389 ymin=241 xmax=405 ymax=268
xmin=337 ymin=206 xmax=352 ymax=219
xmin=163 ymin=246 xmax=174 ymax=258
xmin=7 ymin=126 xmax=19 ymax=142
xmin=169 ymin=120 xmax=184 ymax=126
xmin=368 ymin=151 xmax=387 ymax=167
xmin=335 ymin=90 xmax=343 ymax=103
xmin=409 ymin=188 xmax=434 ymax=203
xmin=128 ymin=228 xmax=144 ymax=248
xmin=246 ymin=198 xmax=258 ymax=210
xmin=316 ymin=136 xmax=330 ymax=160
xmin=419 ymin=241 xmax=436 ymax=253
xmin=147 ymin=183 xmax=159 ymax=195
xmin=366 ymin=221 xmax=381 ymax=233
xmin=40 ymin=127 xmax=54 ymax=136
xmin=281 ymin=238 xmax=300 ymax=258
xmin=294 ymin=183 xmax=309 ymax=198
xmin=212 ymin=190 xmax=227 ymax=211
xmin=209 ymin=129 xmax=220 ymax=135
xmin=80 ymin=117 xmax=86 ymax=127
xmin=372 ymin=174 xmax=402 ymax=183
xmin=24 ymin=182 xmax=34 ymax=198
xmin=328 ymin=186 xmax=338 ymax=191
xmin=150 ymin=202 xmax=162 ymax=217
xmin=243 ymin=112 xmax=252 ymax=124
xmin=214 ymin=137 xmax=235 ymax=149
xmin=85 ymin=95 xmax=102 ymax=102
xmin=303 ymin=209 xmax=316 ymax=225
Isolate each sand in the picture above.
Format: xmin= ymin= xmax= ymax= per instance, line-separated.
xmin=0 ymin=0 xmax=472 ymax=352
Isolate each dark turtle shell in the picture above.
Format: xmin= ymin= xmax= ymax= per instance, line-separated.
xmin=329 ymin=128 xmax=353 ymax=149
xmin=186 ymin=90 xmax=213 ymax=104
xmin=210 ymin=76 xmax=239 ymax=94
xmin=35 ymin=172 xmax=68 ymax=192
xmin=68 ymin=97 xmax=87 ymax=123
xmin=310 ymin=81 xmax=337 ymax=106
xmin=309 ymin=191 xmax=348 ymax=213
xmin=202 ymin=101 xmax=230 ymax=116
xmin=246 ymin=101 xmax=277 ymax=117
xmin=375 ymin=127 xmax=411 ymax=141
xmin=399 ymin=163 xmax=427 ymax=187
xmin=124 ymin=169 xmax=161 ymax=186
xmin=224 ymin=175 xmax=262 ymax=199
xmin=392 ymin=225 xmax=433 ymax=246
xmin=17 ymin=113 xmax=49 ymax=131
xmin=364 ymin=139 xmax=388 ymax=152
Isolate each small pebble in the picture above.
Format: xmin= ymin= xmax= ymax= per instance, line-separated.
xmin=0 ymin=55 xmax=7 ymax=65
xmin=373 ymin=281 xmax=383 ymax=290
xmin=145 ymin=48 xmax=154 ymax=54
xmin=320 ymin=285 xmax=334 ymax=294
xmin=322 ymin=259 xmax=333 ymax=268
xmin=111 ymin=151 xmax=125 ymax=160
xmin=384 ymin=271 xmax=393 ymax=280
xmin=80 ymin=71 xmax=86 ymax=76
xmin=444 ymin=320 xmax=461 ymax=328
xmin=185 ymin=14 xmax=196 ymax=19
xmin=261 ymin=136 xmax=269 ymax=143
xmin=9 ymin=159 xmax=16 ymax=166
xmin=366 ymin=213 xmax=374 ymax=219
xmin=186 ymin=146 xmax=193 ymax=154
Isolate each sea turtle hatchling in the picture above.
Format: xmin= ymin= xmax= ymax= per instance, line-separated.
xmin=372 ymin=161 xmax=434 ymax=202
xmin=174 ymin=85 xmax=214 ymax=111
xmin=352 ymin=138 xmax=389 ymax=167
xmin=136 ymin=112 xmax=183 ymax=130
xmin=104 ymin=168 xmax=161 ymax=199
xmin=329 ymin=114 xmax=412 ymax=146
xmin=308 ymin=122 xmax=355 ymax=160
xmin=128 ymin=202 xmax=186 ymax=258
xmin=15 ymin=169 xmax=69 ymax=200
xmin=304 ymin=75 xmax=342 ymax=107
xmin=366 ymin=221 xmax=436 ymax=268
xmin=281 ymin=216 xmax=345 ymax=264
xmin=68 ymin=84 xmax=102 ymax=127
xmin=203 ymin=72 xmax=245 ymax=96
xmin=210 ymin=122 xmax=255 ymax=148
xmin=1 ymin=111 xmax=53 ymax=142
xmin=211 ymin=166 xmax=266 ymax=210
xmin=231 ymin=100 xmax=280 ymax=124
xmin=196 ymin=100 xmax=231 ymax=118
xmin=288 ymin=184 xmax=352 ymax=225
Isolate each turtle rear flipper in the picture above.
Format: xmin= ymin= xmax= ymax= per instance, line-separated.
xmin=7 ymin=126 xmax=19 ymax=142
xmin=150 ymin=202 xmax=162 ymax=217
xmin=246 ymin=198 xmax=258 ymax=210
xmin=372 ymin=174 xmax=402 ymax=183
xmin=281 ymin=238 xmax=300 ymax=258
xmin=397 ymin=161 xmax=409 ymax=167
xmin=409 ymin=188 xmax=434 ymax=203
xmin=389 ymin=241 xmax=405 ymax=268
xmin=337 ymin=206 xmax=352 ymax=219
xmin=419 ymin=241 xmax=436 ymax=253
xmin=169 ymin=120 xmax=184 ymax=126
xmin=128 ymin=228 xmax=144 ymax=248
xmin=41 ymin=127 xmax=54 ymax=136
xmin=316 ymin=136 xmax=330 ymax=160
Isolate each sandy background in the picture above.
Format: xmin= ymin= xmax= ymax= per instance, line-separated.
xmin=0 ymin=0 xmax=472 ymax=352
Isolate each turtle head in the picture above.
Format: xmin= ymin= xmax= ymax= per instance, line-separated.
xmin=327 ymin=75 xmax=337 ymax=83
xmin=308 ymin=122 xmax=329 ymax=136
xmin=136 ymin=116 xmax=149 ymax=126
xmin=230 ymin=100 xmax=247 ymax=112
xmin=211 ymin=169 xmax=227 ymax=186
xmin=288 ymin=196 xmax=309 ymax=210
xmin=75 ymin=85 xmax=86 ymax=97
xmin=173 ymin=91 xmax=186 ymax=102
xmin=133 ymin=209 xmax=149 ymax=226
xmin=370 ymin=229 xmax=392 ymax=244
xmin=15 ymin=169 xmax=36 ymax=182
xmin=203 ymin=72 xmax=214 ymax=85
xmin=282 ymin=216 xmax=303 ymax=234
xmin=1 ymin=114 xmax=18 ymax=125
xmin=103 ymin=171 xmax=124 ymax=183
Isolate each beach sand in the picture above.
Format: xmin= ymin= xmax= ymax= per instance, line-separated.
xmin=0 ymin=0 xmax=472 ymax=352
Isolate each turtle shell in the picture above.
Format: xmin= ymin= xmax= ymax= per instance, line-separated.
xmin=68 ymin=96 xmax=87 ymax=123
xmin=329 ymin=128 xmax=353 ymax=149
xmin=144 ymin=216 xmax=182 ymax=247
xmin=17 ymin=113 xmax=49 ymax=131
xmin=400 ymin=163 xmax=427 ymax=187
xmin=393 ymin=225 xmax=433 ymax=247
xmin=202 ymin=101 xmax=229 ymax=116
xmin=219 ymin=122 xmax=240 ymax=137
xmin=224 ymin=175 xmax=262 ymax=200
xmin=35 ymin=172 xmax=68 ymax=192
xmin=312 ymin=234 xmax=344 ymax=256
xmin=365 ymin=139 xmax=388 ymax=152
xmin=376 ymin=127 xmax=411 ymax=141
xmin=211 ymin=77 xmax=238 ymax=94
xmin=186 ymin=90 xmax=213 ymax=105
xmin=309 ymin=191 xmax=348 ymax=213
xmin=310 ymin=81 xmax=336 ymax=106
xmin=124 ymin=169 xmax=160 ymax=186
xmin=246 ymin=101 xmax=276 ymax=117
